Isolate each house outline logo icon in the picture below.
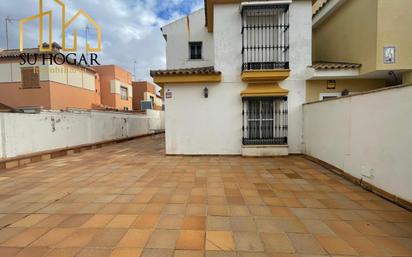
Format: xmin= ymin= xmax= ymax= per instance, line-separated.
xmin=20 ymin=0 xmax=102 ymax=52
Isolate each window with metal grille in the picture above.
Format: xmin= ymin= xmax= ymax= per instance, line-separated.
xmin=241 ymin=4 xmax=289 ymax=71
xmin=21 ymin=67 xmax=40 ymax=89
xmin=120 ymin=86 xmax=128 ymax=100
xmin=242 ymin=97 xmax=288 ymax=145
xmin=189 ymin=42 xmax=202 ymax=60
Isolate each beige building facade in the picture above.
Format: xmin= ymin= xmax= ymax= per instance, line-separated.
xmin=308 ymin=0 xmax=412 ymax=102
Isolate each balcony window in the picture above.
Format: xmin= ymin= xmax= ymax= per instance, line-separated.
xmin=120 ymin=86 xmax=129 ymax=100
xmin=241 ymin=4 xmax=289 ymax=71
xmin=21 ymin=67 xmax=40 ymax=89
xmin=189 ymin=42 xmax=202 ymax=60
xmin=242 ymin=96 xmax=288 ymax=145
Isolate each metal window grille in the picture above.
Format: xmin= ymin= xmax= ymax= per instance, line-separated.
xmin=189 ymin=42 xmax=202 ymax=59
xmin=120 ymin=86 xmax=128 ymax=100
xmin=242 ymin=96 xmax=288 ymax=145
xmin=241 ymin=4 xmax=289 ymax=71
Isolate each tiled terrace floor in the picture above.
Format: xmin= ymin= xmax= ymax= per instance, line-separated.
xmin=0 ymin=137 xmax=411 ymax=257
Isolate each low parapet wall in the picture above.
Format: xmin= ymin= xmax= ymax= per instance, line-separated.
xmin=0 ymin=109 xmax=164 ymax=162
xmin=303 ymin=84 xmax=412 ymax=206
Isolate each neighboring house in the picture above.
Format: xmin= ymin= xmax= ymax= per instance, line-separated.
xmin=0 ymin=47 xmax=101 ymax=110
xmin=132 ymin=81 xmax=163 ymax=111
xmin=307 ymin=0 xmax=412 ymax=102
xmin=94 ymin=65 xmax=133 ymax=111
xmin=151 ymin=0 xmax=312 ymax=156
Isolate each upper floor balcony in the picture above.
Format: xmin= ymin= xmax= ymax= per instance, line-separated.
xmin=240 ymin=2 xmax=290 ymax=82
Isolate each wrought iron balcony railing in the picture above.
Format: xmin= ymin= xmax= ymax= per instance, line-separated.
xmin=241 ymin=4 xmax=290 ymax=71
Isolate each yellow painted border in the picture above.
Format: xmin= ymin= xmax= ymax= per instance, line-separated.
xmin=241 ymin=83 xmax=289 ymax=97
xmin=206 ymin=0 xmax=241 ymax=32
xmin=152 ymin=74 xmax=221 ymax=85
xmin=241 ymin=70 xmax=290 ymax=82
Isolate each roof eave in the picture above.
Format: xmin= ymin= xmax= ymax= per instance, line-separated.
xmin=313 ymin=0 xmax=346 ymax=28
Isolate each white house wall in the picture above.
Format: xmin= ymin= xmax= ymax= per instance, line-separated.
xmin=164 ymin=1 xmax=312 ymax=155
xmin=303 ymin=85 xmax=412 ymax=202
xmin=162 ymin=9 xmax=214 ymax=69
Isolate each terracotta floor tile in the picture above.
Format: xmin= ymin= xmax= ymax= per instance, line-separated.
xmin=146 ymin=229 xmax=179 ymax=249
xmin=342 ymin=236 xmax=388 ymax=256
xmin=229 ymin=205 xmax=250 ymax=216
xmin=2 ymin=228 xmax=49 ymax=247
xmin=43 ymin=247 xmax=81 ymax=257
xmin=81 ymin=214 xmax=114 ymax=228
xmin=287 ymin=233 xmax=326 ymax=254
xmin=157 ymin=215 xmax=183 ymax=229
xmin=254 ymin=217 xmax=282 ymax=233
xmin=205 ymin=250 xmax=236 ymax=257
xmin=301 ymin=219 xmax=335 ymax=235
xmin=207 ymin=216 xmax=231 ymax=231
xmin=117 ymin=229 xmax=152 ymax=247
xmin=325 ymin=220 xmax=361 ymax=236
xmin=186 ymin=205 xmax=207 ymax=216
xmin=87 ymin=228 xmax=127 ymax=247
xmin=110 ymin=247 xmax=142 ymax=257
xmin=10 ymin=214 xmax=49 ymax=227
xmin=233 ymin=232 xmax=264 ymax=252
xmin=207 ymin=205 xmax=229 ymax=216
xmin=57 ymin=228 xmax=97 ymax=247
xmin=76 ymin=247 xmax=112 ymax=257
xmin=14 ymin=247 xmax=49 ymax=257
xmin=274 ymin=218 xmax=307 ymax=233
xmin=0 ymin=247 xmax=22 ymax=257
xmin=237 ymin=252 xmax=269 ymax=257
xmin=316 ymin=235 xmax=358 ymax=255
xmin=176 ymin=230 xmax=205 ymax=250
xmin=368 ymin=236 xmax=412 ymax=256
xmin=182 ymin=216 xmax=206 ymax=230
xmin=106 ymin=215 xmax=137 ymax=228
xmin=0 ymin=137 xmax=410 ymax=257
xmin=33 ymin=215 xmax=69 ymax=228
xmin=173 ymin=250 xmax=204 ymax=257
xmin=205 ymin=231 xmax=234 ymax=251
xmin=231 ymin=217 xmax=256 ymax=231
xmin=260 ymin=232 xmax=294 ymax=253
xmin=140 ymin=249 xmax=174 ymax=257
xmin=58 ymin=214 xmax=93 ymax=228
xmin=0 ymin=227 xmax=25 ymax=244
xmin=133 ymin=215 xmax=159 ymax=229
xmin=348 ymin=220 xmax=388 ymax=236
xmin=31 ymin=228 xmax=74 ymax=246
xmin=248 ymin=205 xmax=272 ymax=216
xmin=269 ymin=207 xmax=295 ymax=218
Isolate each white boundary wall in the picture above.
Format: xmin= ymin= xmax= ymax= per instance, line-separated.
xmin=0 ymin=109 xmax=164 ymax=159
xmin=303 ymin=85 xmax=412 ymax=202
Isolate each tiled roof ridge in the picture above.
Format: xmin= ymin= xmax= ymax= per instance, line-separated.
xmin=313 ymin=0 xmax=330 ymax=17
xmin=312 ymin=61 xmax=361 ymax=70
xmin=150 ymin=66 xmax=221 ymax=76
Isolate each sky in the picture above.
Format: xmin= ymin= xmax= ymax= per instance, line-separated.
xmin=0 ymin=0 xmax=203 ymax=81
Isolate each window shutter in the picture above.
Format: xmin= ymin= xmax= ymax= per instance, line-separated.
xmin=21 ymin=68 xmax=40 ymax=89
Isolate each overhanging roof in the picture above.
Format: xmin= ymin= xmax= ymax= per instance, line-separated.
xmin=312 ymin=62 xmax=361 ymax=70
xmin=150 ymin=66 xmax=222 ymax=85
xmin=309 ymin=61 xmax=361 ymax=79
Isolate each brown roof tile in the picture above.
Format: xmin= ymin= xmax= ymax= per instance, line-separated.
xmin=150 ymin=66 xmax=221 ymax=76
xmin=312 ymin=62 xmax=361 ymax=70
xmin=313 ymin=0 xmax=330 ymax=16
